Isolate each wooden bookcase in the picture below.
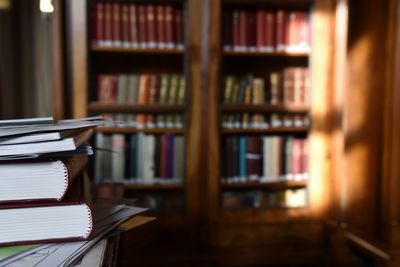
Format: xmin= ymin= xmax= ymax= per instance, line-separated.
xmin=201 ymin=0 xmax=334 ymax=265
xmin=66 ymin=0 xmax=335 ymax=265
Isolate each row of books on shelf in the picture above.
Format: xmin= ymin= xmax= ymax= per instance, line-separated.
xmin=223 ymin=9 xmax=311 ymax=53
xmin=95 ymin=133 xmax=184 ymax=183
xmin=222 ymin=136 xmax=308 ymax=183
xmin=221 ymin=113 xmax=310 ymax=129
xmin=222 ymin=68 xmax=310 ymax=107
xmin=92 ymin=3 xmax=184 ymax=49
xmin=222 ymin=188 xmax=307 ymax=209
xmin=103 ymin=113 xmax=184 ymax=129
xmin=98 ymin=74 xmax=185 ymax=106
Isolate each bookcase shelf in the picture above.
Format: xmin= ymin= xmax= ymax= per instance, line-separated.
xmin=89 ymin=102 xmax=185 ymax=113
xmin=221 ymin=104 xmax=309 ymax=113
xmin=123 ymin=183 xmax=184 ymax=190
xmin=221 ymin=127 xmax=309 ymax=134
xmin=95 ymin=127 xmax=184 ymax=134
xmin=91 ymin=45 xmax=184 ymax=55
xmin=221 ymin=180 xmax=308 ymax=190
xmin=223 ymin=51 xmax=310 ymax=57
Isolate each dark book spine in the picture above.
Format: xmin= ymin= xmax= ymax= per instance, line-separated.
xmin=165 ymin=5 xmax=174 ymax=49
xmin=160 ymin=134 xmax=168 ymax=178
xmin=246 ymin=136 xmax=261 ymax=180
xmin=276 ymin=10 xmax=287 ymax=52
xmin=156 ymin=5 xmax=166 ymax=49
xmin=121 ymin=4 xmax=130 ymax=48
xmin=129 ymin=4 xmax=139 ymax=48
xmin=175 ymin=8 xmax=184 ymax=49
xmin=129 ymin=134 xmax=137 ymax=178
xmin=147 ymin=4 xmax=157 ymax=48
xmin=154 ymin=135 xmax=161 ymax=178
xmin=232 ymin=10 xmax=240 ymax=51
xmin=265 ymin=11 xmax=275 ymax=51
xmin=94 ymin=3 xmax=104 ymax=46
xmin=256 ymin=10 xmax=265 ymax=52
xmin=138 ymin=5 xmax=147 ymax=48
xmin=223 ymin=11 xmax=233 ymax=51
xmin=166 ymin=134 xmax=174 ymax=178
xmin=104 ymin=3 xmax=113 ymax=47
xmin=239 ymin=10 xmax=247 ymax=51
xmin=247 ymin=11 xmax=256 ymax=52
xmin=112 ymin=3 xmax=121 ymax=47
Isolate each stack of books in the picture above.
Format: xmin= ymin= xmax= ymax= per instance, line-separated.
xmin=0 ymin=117 xmax=153 ymax=266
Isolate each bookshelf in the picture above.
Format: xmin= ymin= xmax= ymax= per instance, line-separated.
xmin=202 ymin=0 xmax=333 ymax=265
xmin=66 ymin=0 xmax=334 ymax=265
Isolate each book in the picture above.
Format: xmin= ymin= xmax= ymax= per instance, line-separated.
xmin=0 ymin=176 xmax=93 ymax=246
xmin=0 ymin=155 xmax=88 ymax=203
xmin=0 ymin=128 xmax=85 ymax=145
xmin=0 ymin=128 xmax=93 ymax=157
xmin=0 ymin=117 xmax=53 ymax=126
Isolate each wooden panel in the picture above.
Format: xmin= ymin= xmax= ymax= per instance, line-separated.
xmin=66 ymin=0 xmax=88 ymax=118
xmin=344 ymin=0 xmax=388 ymax=239
xmin=52 ymin=0 xmax=65 ymax=120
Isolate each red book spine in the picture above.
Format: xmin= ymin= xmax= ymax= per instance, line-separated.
xmin=104 ymin=3 xmax=112 ymax=47
xmin=156 ymin=5 xmax=166 ymax=49
xmin=93 ymin=3 xmax=104 ymax=46
xmin=138 ymin=5 xmax=147 ymax=48
xmin=232 ymin=10 xmax=240 ymax=51
xmin=112 ymin=3 xmax=121 ymax=47
xmin=129 ymin=4 xmax=139 ymax=48
xmin=98 ymin=74 xmax=117 ymax=121
xmin=165 ymin=5 xmax=174 ymax=49
xmin=287 ymin=11 xmax=297 ymax=52
xmin=265 ymin=12 xmax=275 ymax=52
xmin=175 ymin=8 xmax=184 ymax=50
xmin=292 ymin=139 xmax=302 ymax=179
xmin=246 ymin=136 xmax=261 ymax=181
xmin=301 ymin=139 xmax=309 ymax=179
xmin=238 ymin=10 xmax=247 ymax=51
xmin=121 ymin=4 xmax=130 ymax=48
xmin=276 ymin=10 xmax=287 ymax=52
xmin=256 ymin=10 xmax=265 ymax=52
xmin=147 ymin=5 xmax=157 ymax=48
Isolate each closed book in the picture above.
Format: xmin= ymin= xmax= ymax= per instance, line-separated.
xmin=138 ymin=5 xmax=147 ymax=48
xmin=146 ymin=75 xmax=159 ymax=128
xmin=256 ymin=10 xmax=266 ymax=52
xmin=265 ymin=11 xmax=275 ymax=52
xmin=128 ymin=134 xmax=138 ymax=179
xmin=165 ymin=5 xmax=175 ymax=49
xmin=0 ymin=128 xmax=93 ymax=157
xmin=247 ymin=11 xmax=256 ymax=52
xmin=116 ymin=74 xmax=129 ymax=123
xmin=137 ymin=75 xmax=151 ymax=128
xmin=166 ymin=134 xmax=174 ymax=178
xmin=269 ymin=72 xmax=281 ymax=104
xmin=238 ymin=10 xmax=247 ymax=51
xmin=98 ymin=74 xmax=117 ymax=121
xmin=238 ymin=136 xmax=247 ymax=181
xmin=276 ymin=10 xmax=288 ymax=52
xmin=94 ymin=133 xmax=112 ymax=182
xmin=143 ymin=135 xmax=155 ymax=180
xmin=126 ymin=74 xmax=139 ymax=126
xmin=104 ymin=3 xmax=113 ymax=47
xmin=153 ymin=135 xmax=161 ymax=178
xmin=128 ymin=4 xmax=139 ymax=48
xmin=94 ymin=3 xmax=104 ymax=46
xmin=156 ymin=5 xmax=166 ymax=48
xmin=175 ymin=8 xmax=184 ymax=49
xmin=0 ymin=155 xmax=88 ymax=203
xmin=146 ymin=5 xmax=157 ymax=48
xmin=157 ymin=75 xmax=170 ymax=128
xmin=160 ymin=134 xmax=168 ymax=178
xmin=0 ymin=176 xmax=93 ymax=246
xmin=223 ymin=11 xmax=233 ymax=51
xmin=111 ymin=3 xmax=121 ymax=47
xmin=136 ymin=133 xmax=144 ymax=179
xmin=121 ymin=4 xmax=130 ymax=48
xmin=111 ymin=134 xmax=125 ymax=181
xmin=246 ymin=136 xmax=261 ymax=181
xmin=232 ymin=10 xmax=240 ymax=51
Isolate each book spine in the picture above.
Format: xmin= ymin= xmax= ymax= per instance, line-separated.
xmin=256 ymin=10 xmax=265 ymax=52
xmin=104 ymin=3 xmax=113 ymax=47
xmin=265 ymin=12 xmax=275 ymax=52
xmin=138 ymin=5 xmax=147 ymax=48
xmin=94 ymin=3 xmax=104 ymax=46
xmin=276 ymin=10 xmax=287 ymax=52
xmin=175 ymin=8 xmax=184 ymax=49
xmin=147 ymin=5 xmax=157 ymax=48
xmin=112 ymin=3 xmax=121 ymax=47
xmin=129 ymin=4 xmax=139 ymax=48
xmin=232 ymin=10 xmax=240 ymax=51
xmin=156 ymin=5 xmax=166 ymax=49
xmin=165 ymin=5 xmax=175 ymax=49
xmin=223 ymin=11 xmax=233 ymax=51
xmin=121 ymin=4 xmax=130 ymax=48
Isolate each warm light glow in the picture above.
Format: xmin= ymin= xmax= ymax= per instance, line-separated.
xmin=40 ymin=0 xmax=54 ymax=13
xmin=0 ymin=0 xmax=10 ymax=10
